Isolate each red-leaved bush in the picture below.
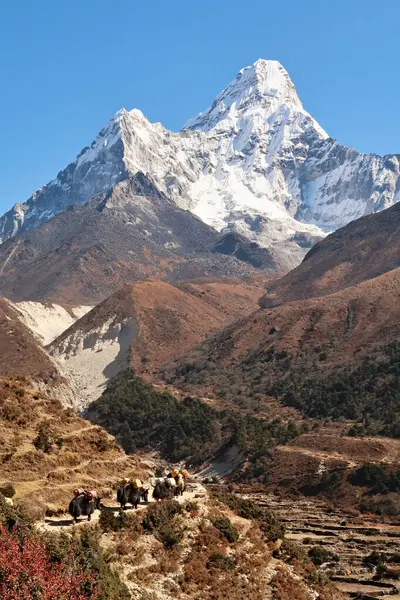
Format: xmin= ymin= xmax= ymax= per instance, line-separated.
xmin=0 ymin=525 xmax=99 ymax=599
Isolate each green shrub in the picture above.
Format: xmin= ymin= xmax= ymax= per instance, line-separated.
xmin=363 ymin=551 xmax=388 ymax=566
xmin=99 ymin=509 xmax=126 ymax=532
xmin=0 ymin=483 xmax=15 ymax=498
xmin=0 ymin=494 xmax=33 ymax=530
xmin=93 ymin=432 xmax=114 ymax=452
xmin=33 ymin=423 xmax=54 ymax=453
xmin=142 ymin=500 xmax=183 ymax=532
xmin=212 ymin=491 xmax=284 ymax=542
xmin=211 ymin=516 xmax=239 ymax=543
xmin=142 ymin=501 xmax=184 ymax=548
xmin=360 ymin=493 xmax=400 ymax=517
xmin=308 ymin=546 xmax=339 ymax=566
xmin=55 ymin=437 xmax=64 ymax=449
xmin=281 ymin=539 xmax=307 ymax=562
xmin=155 ymin=521 xmax=184 ymax=548
xmin=70 ymin=526 xmax=131 ymax=599
xmin=207 ymin=553 xmax=236 ymax=571
xmin=349 ymin=463 xmax=400 ymax=493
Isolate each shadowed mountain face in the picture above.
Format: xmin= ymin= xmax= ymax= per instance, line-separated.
xmin=259 ymin=201 xmax=400 ymax=307
xmin=0 ymin=174 xmax=273 ymax=304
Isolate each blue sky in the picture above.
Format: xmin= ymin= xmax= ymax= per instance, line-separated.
xmin=1 ymin=0 xmax=399 ymax=212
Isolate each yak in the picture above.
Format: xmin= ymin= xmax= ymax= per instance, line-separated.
xmin=117 ymin=483 xmax=141 ymax=510
xmin=153 ymin=481 xmax=174 ymax=501
xmin=69 ymin=493 xmax=100 ymax=523
xmin=140 ymin=486 xmax=149 ymax=503
xmin=174 ymin=474 xmax=185 ymax=497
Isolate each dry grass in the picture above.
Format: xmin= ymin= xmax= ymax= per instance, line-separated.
xmin=0 ymin=378 xmax=149 ymax=512
xmin=122 ymin=495 xmax=346 ymax=600
xmin=271 ymin=567 xmax=313 ymax=600
xmin=0 ymin=300 xmax=58 ymax=379
xmin=104 ymin=494 xmax=276 ymax=600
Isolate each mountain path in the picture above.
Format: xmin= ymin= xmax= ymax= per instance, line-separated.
xmin=37 ymin=480 xmax=207 ymax=533
xmin=278 ymin=444 xmax=358 ymax=468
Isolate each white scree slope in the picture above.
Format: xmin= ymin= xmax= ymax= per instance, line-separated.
xmin=11 ymin=301 xmax=92 ymax=345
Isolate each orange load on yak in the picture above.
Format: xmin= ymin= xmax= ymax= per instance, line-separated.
xmin=181 ymin=470 xmax=189 ymax=479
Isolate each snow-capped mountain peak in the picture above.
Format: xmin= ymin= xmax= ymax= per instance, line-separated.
xmin=184 ymin=59 xmax=325 ymax=137
xmin=0 ymin=59 xmax=399 ymax=272
xmin=75 ymin=109 xmax=126 ymax=168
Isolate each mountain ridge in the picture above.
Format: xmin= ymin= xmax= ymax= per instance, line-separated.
xmin=0 ymin=174 xmax=267 ymax=304
xmin=47 ymin=277 xmax=269 ymax=408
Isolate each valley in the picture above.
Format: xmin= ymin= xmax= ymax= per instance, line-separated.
xmin=1 ymin=55 xmax=400 ymax=600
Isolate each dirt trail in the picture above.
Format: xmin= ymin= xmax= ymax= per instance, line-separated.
xmin=61 ymin=425 xmax=98 ymax=439
xmin=278 ymin=444 xmax=358 ymax=468
xmin=38 ymin=480 xmax=207 ymax=533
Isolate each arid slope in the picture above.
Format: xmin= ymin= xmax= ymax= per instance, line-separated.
xmin=0 ymin=299 xmax=58 ymax=379
xmin=260 ymin=201 xmax=400 ymax=307
xmin=0 ymin=378 xmax=148 ymax=514
xmin=166 ymin=266 xmax=400 ymax=385
xmin=48 ymin=278 xmax=270 ymax=407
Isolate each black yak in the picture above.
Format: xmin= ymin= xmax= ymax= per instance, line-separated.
xmin=117 ymin=483 xmax=141 ymax=510
xmin=139 ymin=486 xmax=149 ymax=503
xmin=153 ymin=481 xmax=174 ymax=501
xmin=69 ymin=493 xmax=100 ymax=523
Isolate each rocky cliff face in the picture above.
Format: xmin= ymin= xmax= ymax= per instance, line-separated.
xmin=1 ymin=59 xmax=399 ymax=267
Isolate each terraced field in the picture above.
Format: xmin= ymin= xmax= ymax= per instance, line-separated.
xmin=240 ymin=490 xmax=400 ymax=599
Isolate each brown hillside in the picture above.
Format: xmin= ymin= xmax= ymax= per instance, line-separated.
xmin=49 ymin=277 xmax=271 ymax=385
xmin=260 ymin=201 xmax=400 ymax=307
xmin=0 ymin=378 xmax=148 ymax=515
xmin=164 ymin=266 xmax=400 ymax=396
xmin=130 ymin=278 xmax=271 ymax=375
xmin=229 ymin=267 xmax=400 ymax=366
xmin=0 ymin=298 xmax=58 ymax=379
